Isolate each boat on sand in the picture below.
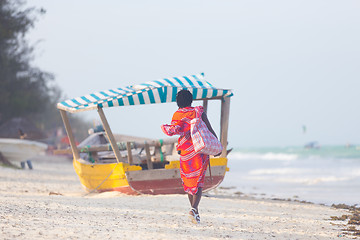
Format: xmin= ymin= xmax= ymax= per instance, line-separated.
xmin=55 ymin=73 xmax=233 ymax=195
xmin=0 ymin=138 xmax=47 ymax=164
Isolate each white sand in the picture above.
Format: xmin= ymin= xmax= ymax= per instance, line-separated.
xmin=0 ymin=156 xmax=351 ymax=239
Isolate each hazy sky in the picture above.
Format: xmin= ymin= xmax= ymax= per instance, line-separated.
xmin=27 ymin=0 xmax=360 ymax=148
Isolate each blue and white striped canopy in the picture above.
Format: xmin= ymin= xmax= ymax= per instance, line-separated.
xmin=57 ymin=73 xmax=233 ymax=113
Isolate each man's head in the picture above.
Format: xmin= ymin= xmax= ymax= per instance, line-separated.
xmin=176 ymin=89 xmax=193 ymax=108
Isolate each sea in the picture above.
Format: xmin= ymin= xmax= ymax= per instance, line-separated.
xmin=219 ymin=145 xmax=360 ymax=206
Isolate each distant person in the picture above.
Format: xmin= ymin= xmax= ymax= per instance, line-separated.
xmin=161 ymin=89 xmax=218 ymax=224
xmin=18 ymin=128 xmax=27 ymax=139
xmin=18 ymin=129 xmax=32 ymax=169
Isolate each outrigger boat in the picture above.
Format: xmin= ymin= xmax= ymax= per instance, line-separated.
xmin=56 ymin=73 xmax=233 ymax=195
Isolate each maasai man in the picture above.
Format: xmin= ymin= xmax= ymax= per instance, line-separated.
xmin=161 ymin=89 xmax=218 ymax=224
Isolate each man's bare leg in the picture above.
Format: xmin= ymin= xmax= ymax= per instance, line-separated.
xmin=191 ymin=187 xmax=202 ymax=213
xmin=188 ymin=193 xmax=193 ymax=205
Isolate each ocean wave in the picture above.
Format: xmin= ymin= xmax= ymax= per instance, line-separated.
xmin=276 ymin=176 xmax=351 ymax=185
xmin=248 ymin=168 xmax=302 ymax=175
xmin=349 ymin=168 xmax=360 ymax=176
xmin=228 ymin=152 xmax=298 ymax=161
xmin=244 ymin=175 xmax=351 ymax=185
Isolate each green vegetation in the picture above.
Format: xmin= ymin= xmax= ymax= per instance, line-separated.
xmin=0 ymin=0 xmax=90 ymax=143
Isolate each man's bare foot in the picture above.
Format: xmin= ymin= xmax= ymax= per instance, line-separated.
xmin=189 ymin=208 xmax=200 ymax=224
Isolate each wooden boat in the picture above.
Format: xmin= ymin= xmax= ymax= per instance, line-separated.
xmin=56 ymin=73 xmax=233 ymax=195
xmin=0 ymin=138 xmax=47 ymax=163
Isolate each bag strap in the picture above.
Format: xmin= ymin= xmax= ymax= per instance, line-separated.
xmin=194 ymin=106 xmax=203 ymax=119
xmin=208 ymin=158 xmax=212 ymax=184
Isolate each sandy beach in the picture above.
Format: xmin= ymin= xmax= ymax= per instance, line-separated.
xmin=0 ymin=156 xmax=355 ymax=240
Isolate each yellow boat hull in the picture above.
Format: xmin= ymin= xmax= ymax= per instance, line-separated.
xmin=73 ymin=157 xmax=229 ymax=194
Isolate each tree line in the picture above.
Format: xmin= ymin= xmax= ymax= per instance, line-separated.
xmin=0 ymin=0 xmax=90 ymax=143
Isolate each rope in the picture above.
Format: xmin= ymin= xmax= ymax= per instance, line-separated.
xmin=83 ymin=143 xmax=121 ymax=195
xmin=82 ymin=162 xmax=119 ymax=196
xmin=82 ymin=141 xmax=137 ymax=196
xmin=81 ymin=140 xmax=151 ymax=196
xmin=80 ymin=145 xmax=94 ymax=163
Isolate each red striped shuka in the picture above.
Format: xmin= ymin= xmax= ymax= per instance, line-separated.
xmin=161 ymin=106 xmax=209 ymax=195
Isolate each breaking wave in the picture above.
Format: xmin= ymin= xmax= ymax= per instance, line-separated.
xmin=228 ymin=152 xmax=298 ymax=161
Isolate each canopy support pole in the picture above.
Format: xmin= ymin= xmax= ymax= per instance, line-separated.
xmin=202 ymin=100 xmax=208 ymax=114
xmin=220 ymin=97 xmax=231 ymax=157
xmin=97 ymin=106 xmax=122 ymax=163
xmin=145 ymin=142 xmax=153 ymax=169
xmin=126 ymin=142 xmax=133 ymax=165
xmin=59 ymin=110 xmax=80 ymax=160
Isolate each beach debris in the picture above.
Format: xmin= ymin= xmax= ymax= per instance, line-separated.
xmin=332 ymin=204 xmax=359 ymax=211
xmin=219 ymin=186 xmax=236 ymax=190
xmin=342 ymin=226 xmax=360 ymax=236
xmin=349 ymin=214 xmax=360 ymax=225
xmin=49 ymin=191 xmax=63 ymax=196
xmin=331 ymin=215 xmax=349 ymax=221
xmin=331 ymin=204 xmax=360 ymax=237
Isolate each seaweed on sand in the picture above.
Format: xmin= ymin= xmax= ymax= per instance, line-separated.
xmin=331 ymin=204 xmax=360 ymax=238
